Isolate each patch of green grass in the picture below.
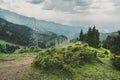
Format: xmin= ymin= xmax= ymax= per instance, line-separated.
xmin=20 ymin=41 xmax=120 ymax=80
xmin=0 ymin=39 xmax=23 ymax=47
xmin=0 ymin=40 xmax=15 ymax=45
xmin=0 ymin=52 xmax=37 ymax=58
xmin=73 ymin=61 xmax=120 ymax=80
xmin=0 ymin=40 xmax=11 ymax=45
xmin=20 ymin=60 xmax=120 ymax=80
xmin=20 ymin=68 xmax=62 ymax=80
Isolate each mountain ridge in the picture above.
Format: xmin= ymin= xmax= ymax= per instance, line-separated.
xmin=0 ymin=18 xmax=67 ymax=48
xmin=0 ymin=8 xmax=87 ymax=37
xmin=0 ymin=8 xmax=119 ymax=41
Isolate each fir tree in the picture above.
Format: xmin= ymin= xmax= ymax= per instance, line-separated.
xmin=103 ymin=31 xmax=120 ymax=54
xmin=86 ymin=26 xmax=100 ymax=48
xmin=78 ymin=26 xmax=100 ymax=48
xmin=79 ymin=29 xmax=84 ymax=41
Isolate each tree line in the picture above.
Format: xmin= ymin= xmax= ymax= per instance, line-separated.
xmin=103 ymin=31 xmax=120 ymax=70
xmin=0 ymin=44 xmax=19 ymax=53
xmin=78 ymin=25 xmax=100 ymax=48
xmin=103 ymin=31 xmax=120 ymax=55
xmin=78 ymin=26 xmax=120 ymax=70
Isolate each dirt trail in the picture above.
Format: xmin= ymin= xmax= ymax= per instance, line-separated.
xmin=0 ymin=56 xmax=35 ymax=80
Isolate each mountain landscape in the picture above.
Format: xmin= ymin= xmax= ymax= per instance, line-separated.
xmin=0 ymin=0 xmax=120 ymax=80
xmin=0 ymin=8 xmax=116 ymax=41
xmin=0 ymin=18 xmax=67 ymax=48
xmin=0 ymin=8 xmax=85 ymax=38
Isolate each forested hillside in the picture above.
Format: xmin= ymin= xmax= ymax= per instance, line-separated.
xmin=0 ymin=18 xmax=67 ymax=48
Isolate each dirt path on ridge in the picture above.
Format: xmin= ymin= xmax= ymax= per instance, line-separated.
xmin=0 ymin=55 xmax=35 ymax=80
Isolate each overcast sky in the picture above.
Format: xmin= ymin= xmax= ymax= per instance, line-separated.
xmin=0 ymin=0 xmax=120 ymax=32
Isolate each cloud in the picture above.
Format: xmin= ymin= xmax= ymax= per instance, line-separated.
xmin=0 ymin=0 xmax=3 ymax=4
xmin=0 ymin=0 xmax=120 ymax=32
xmin=41 ymin=0 xmax=93 ymax=13
xmin=74 ymin=0 xmax=92 ymax=6
xmin=30 ymin=0 xmax=44 ymax=4
xmin=42 ymin=0 xmax=74 ymax=12
xmin=111 ymin=0 xmax=120 ymax=6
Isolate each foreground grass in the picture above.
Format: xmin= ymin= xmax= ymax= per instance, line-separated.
xmin=74 ymin=60 xmax=120 ymax=80
xmin=0 ymin=52 xmax=37 ymax=58
xmin=19 ymin=42 xmax=120 ymax=80
xmin=1 ymin=42 xmax=118 ymax=80
xmin=20 ymin=58 xmax=120 ymax=80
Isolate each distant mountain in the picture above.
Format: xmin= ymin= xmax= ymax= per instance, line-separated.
xmin=100 ymin=32 xmax=118 ymax=41
xmin=0 ymin=8 xmax=87 ymax=38
xmin=0 ymin=18 xmax=67 ymax=48
xmin=1 ymin=8 xmax=118 ymax=41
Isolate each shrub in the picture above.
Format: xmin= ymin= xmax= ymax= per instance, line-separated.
xmin=15 ymin=46 xmax=41 ymax=53
xmin=29 ymin=46 xmax=41 ymax=52
xmin=0 ymin=44 xmax=20 ymax=53
xmin=111 ymin=56 xmax=120 ymax=70
xmin=83 ymin=43 xmax=88 ymax=47
xmin=67 ymin=46 xmax=73 ymax=51
xmin=5 ymin=44 xmax=20 ymax=53
xmin=32 ymin=44 xmax=98 ymax=78
xmin=72 ymin=47 xmax=80 ymax=52
xmin=15 ymin=47 xmax=29 ymax=53
xmin=104 ymin=51 xmax=109 ymax=55
xmin=97 ymin=53 xmax=106 ymax=58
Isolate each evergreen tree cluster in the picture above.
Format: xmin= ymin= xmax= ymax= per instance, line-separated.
xmin=0 ymin=44 xmax=19 ymax=53
xmin=78 ymin=26 xmax=100 ymax=48
xmin=103 ymin=31 xmax=120 ymax=54
xmin=103 ymin=31 xmax=120 ymax=70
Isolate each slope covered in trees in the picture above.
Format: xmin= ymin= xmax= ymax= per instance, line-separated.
xmin=103 ymin=31 xmax=120 ymax=70
xmin=100 ymin=32 xmax=118 ymax=41
xmin=0 ymin=18 xmax=67 ymax=48
xmin=103 ymin=31 xmax=120 ymax=55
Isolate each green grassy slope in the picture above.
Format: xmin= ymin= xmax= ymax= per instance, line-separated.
xmin=19 ymin=41 xmax=120 ymax=80
xmin=0 ymin=40 xmax=21 ymax=46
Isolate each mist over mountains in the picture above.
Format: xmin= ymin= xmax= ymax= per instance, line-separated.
xmin=0 ymin=17 xmax=68 ymax=48
xmin=0 ymin=8 xmax=86 ymax=37
xmin=0 ymin=8 xmax=119 ymax=41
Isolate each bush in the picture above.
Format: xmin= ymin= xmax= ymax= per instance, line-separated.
xmin=0 ymin=44 xmax=20 ymax=53
xmin=111 ymin=56 xmax=120 ymax=70
xmin=83 ymin=43 xmax=88 ymax=47
xmin=15 ymin=47 xmax=29 ymax=53
xmin=104 ymin=51 xmax=109 ymax=55
xmin=32 ymin=45 xmax=98 ymax=78
xmin=97 ymin=53 xmax=106 ymax=58
xmin=72 ymin=47 xmax=80 ymax=52
xmin=29 ymin=46 xmax=41 ymax=52
xmin=15 ymin=46 xmax=41 ymax=53
xmin=67 ymin=46 xmax=73 ymax=50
